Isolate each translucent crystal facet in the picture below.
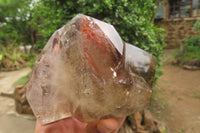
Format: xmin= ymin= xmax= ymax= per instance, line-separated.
xmin=26 ymin=14 xmax=157 ymax=124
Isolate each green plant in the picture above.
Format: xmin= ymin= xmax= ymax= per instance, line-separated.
xmin=0 ymin=46 xmax=4 ymax=61
xmin=175 ymin=21 xmax=200 ymax=66
xmin=13 ymin=72 xmax=30 ymax=86
xmin=186 ymin=35 xmax=200 ymax=47
xmin=0 ymin=54 xmax=3 ymax=61
xmin=0 ymin=0 xmax=33 ymax=46
xmin=175 ymin=46 xmax=200 ymax=64
xmin=180 ymin=126 xmax=185 ymax=133
xmin=194 ymin=20 xmax=200 ymax=31
xmin=28 ymin=54 xmax=38 ymax=68
xmin=151 ymin=86 xmax=159 ymax=101
xmin=1 ymin=46 xmax=21 ymax=62
xmin=191 ymin=90 xmax=200 ymax=99
xmin=149 ymin=86 xmax=169 ymax=119
xmin=0 ymin=44 xmax=36 ymax=71
xmin=127 ymin=114 xmax=134 ymax=120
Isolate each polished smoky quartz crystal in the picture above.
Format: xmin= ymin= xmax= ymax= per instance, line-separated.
xmin=26 ymin=14 xmax=157 ymax=124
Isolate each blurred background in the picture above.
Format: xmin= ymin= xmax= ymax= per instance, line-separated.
xmin=0 ymin=0 xmax=199 ymax=133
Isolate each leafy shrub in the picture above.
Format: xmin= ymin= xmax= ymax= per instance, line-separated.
xmin=31 ymin=0 xmax=165 ymax=84
xmin=186 ymin=35 xmax=200 ymax=47
xmin=0 ymin=0 xmax=32 ymax=46
xmin=194 ymin=21 xmax=200 ymax=31
xmin=28 ymin=54 xmax=38 ymax=68
xmin=0 ymin=44 xmax=36 ymax=71
xmin=178 ymin=46 xmax=200 ymax=62
xmin=175 ymin=21 xmax=200 ymax=65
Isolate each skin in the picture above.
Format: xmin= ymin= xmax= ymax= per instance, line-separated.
xmin=35 ymin=117 xmax=125 ymax=133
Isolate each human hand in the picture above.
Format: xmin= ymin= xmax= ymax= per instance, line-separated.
xmin=85 ymin=117 xmax=125 ymax=133
xmin=35 ymin=116 xmax=125 ymax=133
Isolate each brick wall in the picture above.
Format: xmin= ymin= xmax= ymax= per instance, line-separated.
xmin=156 ymin=18 xmax=200 ymax=49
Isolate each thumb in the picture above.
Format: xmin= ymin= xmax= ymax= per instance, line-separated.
xmin=97 ymin=118 xmax=122 ymax=133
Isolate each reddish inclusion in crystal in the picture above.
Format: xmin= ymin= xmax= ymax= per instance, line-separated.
xmin=81 ymin=17 xmax=118 ymax=78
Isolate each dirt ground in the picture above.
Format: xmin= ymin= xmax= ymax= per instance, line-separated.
xmin=152 ymin=50 xmax=200 ymax=133
xmin=0 ymin=67 xmax=35 ymax=133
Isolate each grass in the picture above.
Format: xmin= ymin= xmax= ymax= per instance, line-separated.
xmin=12 ymin=72 xmax=30 ymax=86
xmin=0 ymin=53 xmax=3 ymax=61
xmin=150 ymin=87 xmax=169 ymax=117
xmin=127 ymin=114 xmax=134 ymax=120
xmin=193 ymin=91 xmax=200 ymax=99
xmin=192 ymin=90 xmax=200 ymax=99
xmin=150 ymin=87 xmax=159 ymax=101
xmin=188 ymin=88 xmax=200 ymax=99
xmin=175 ymin=46 xmax=200 ymax=62
xmin=180 ymin=126 xmax=185 ymax=133
xmin=174 ymin=31 xmax=200 ymax=66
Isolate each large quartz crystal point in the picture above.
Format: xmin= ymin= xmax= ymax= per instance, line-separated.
xmin=26 ymin=14 xmax=157 ymax=124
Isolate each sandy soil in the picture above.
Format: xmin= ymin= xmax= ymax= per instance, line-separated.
xmin=0 ymin=67 xmax=35 ymax=133
xmin=152 ymin=50 xmax=200 ymax=133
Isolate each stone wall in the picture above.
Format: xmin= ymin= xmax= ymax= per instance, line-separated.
xmin=156 ymin=18 xmax=200 ymax=49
